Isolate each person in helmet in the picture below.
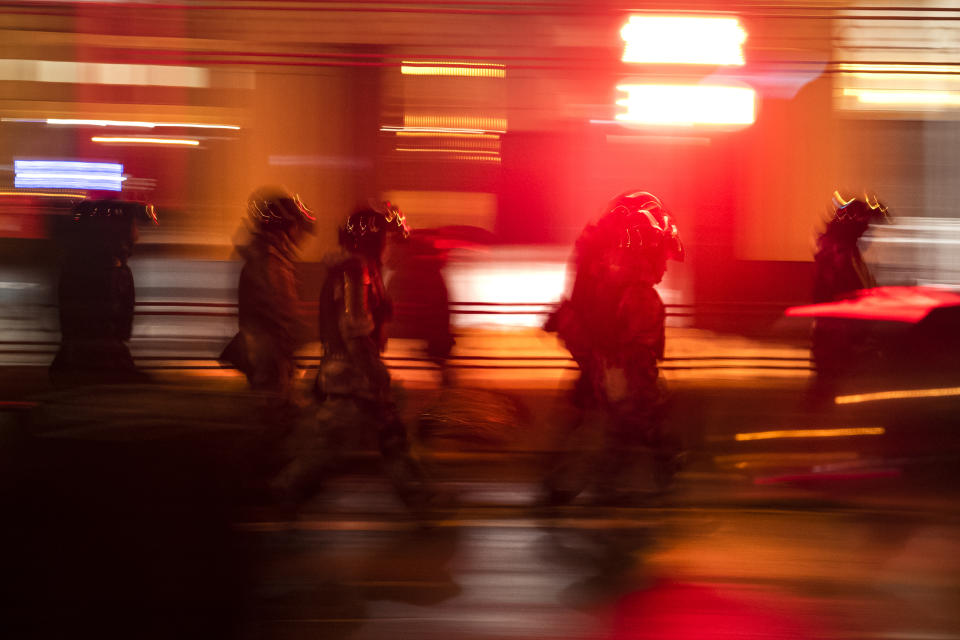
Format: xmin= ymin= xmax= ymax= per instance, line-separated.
xmin=220 ymin=186 xmax=315 ymax=410
xmin=813 ymin=191 xmax=888 ymax=304
xmin=809 ymin=191 xmax=890 ymax=402
xmin=50 ymin=198 xmax=158 ymax=386
xmin=271 ymin=201 xmax=437 ymax=514
xmin=541 ymin=190 xmax=684 ymax=505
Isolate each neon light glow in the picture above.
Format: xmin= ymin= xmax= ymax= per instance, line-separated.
xmin=14 ymin=160 xmax=124 ymax=191
xmin=735 ymin=427 xmax=884 ymax=441
xmin=620 ymin=16 xmax=746 ymax=65
xmin=403 ymin=115 xmax=507 ymax=133
xmin=836 ymin=386 xmax=960 ymax=405
xmin=91 ymin=137 xmax=200 ymax=146
xmin=401 ymin=61 xmax=505 ymax=78
xmin=616 ymin=84 xmax=756 ymax=125
xmin=842 ymin=88 xmax=960 ymax=107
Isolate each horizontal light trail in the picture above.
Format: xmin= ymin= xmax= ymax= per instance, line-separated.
xmin=0 ymin=190 xmax=86 ymax=199
xmin=401 ymin=61 xmax=505 ymax=77
xmin=843 ymin=88 xmax=960 ymax=106
xmin=47 ymin=118 xmax=240 ymax=130
xmin=836 ymin=386 xmax=960 ymax=405
xmin=91 ymin=136 xmax=200 ymax=146
xmin=735 ymin=427 xmax=885 ymax=441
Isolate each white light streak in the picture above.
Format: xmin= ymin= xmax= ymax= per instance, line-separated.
xmin=843 ymin=88 xmax=960 ymax=106
xmin=91 ymin=136 xmax=200 ymax=146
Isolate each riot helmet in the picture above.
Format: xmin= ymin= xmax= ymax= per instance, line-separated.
xmin=339 ymin=200 xmax=409 ymax=256
xmin=825 ymin=191 xmax=890 ymax=243
xmin=602 ymin=190 xmax=684 ymax=262
xmin=66 ymin=198 xmax=157 ymax=260
xmin=247 ymin=185 xmax=315 ymax=241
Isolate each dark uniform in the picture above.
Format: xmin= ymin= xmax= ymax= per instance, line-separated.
xmin=50 ymin=199 xmax=157 ymax=386
xmin=272 ymin=203 xmax=435 ymax=512
xmin=809 ymin=191 xmax=889 ymax=401
xmin=221 ymin=186 xmax=315 ymax=415
xmin=543 ymin=190 xmax=684 ymax=504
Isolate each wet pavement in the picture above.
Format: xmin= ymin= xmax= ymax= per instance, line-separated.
xmin=2 ymin=325 xmax=959 ymax=639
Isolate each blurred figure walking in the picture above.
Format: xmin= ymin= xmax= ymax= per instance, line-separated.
xmin=542 ymin=190 xmax=685 ymax=505
xmin=272 ymin=201 xmax=438 ymax=514
xmin=50 ymin=198 xmax=157 ymax=386
xmin=220 ymin=186 xmax=315 ymax=419
xmin=809 ymin=191 xmax=890 ymax=403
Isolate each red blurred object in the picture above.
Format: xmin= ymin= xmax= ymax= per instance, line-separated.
xmin=786 ymin=286 xmax=960 ymax=324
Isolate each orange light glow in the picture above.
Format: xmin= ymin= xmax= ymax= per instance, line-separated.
xmin=91 ymin=137 xmax=200 ymax=146
xmin=620 ymin=16 xmax=746 ymax=65
xmin=402 ymin=115 xmax=507 ymax=133
xmin=735 ymin=427 xmax=884 ymax=441
xmin=401 ymin=62 xmax=505 ymax=78
xmin=835 ymin=386 xmax=960 ymax=405
xmin=615 ymin=84 xmax=756 ymax=125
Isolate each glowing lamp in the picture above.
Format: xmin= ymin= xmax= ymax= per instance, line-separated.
xmin=620 ymin=16 xmax=747 ymax=65
xmin=615 ymin=84 xmax=756 ymax=125
xmin=14 ymin=160 xmax=124 ymax=191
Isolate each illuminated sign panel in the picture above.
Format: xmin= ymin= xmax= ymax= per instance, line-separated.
xmin=615 ymin=84 xmax=756 ymax=125
xmin=620 ymin=16 xmax=746 ymax=66
xmin=14 ymin=160 xmax=124 ymax=191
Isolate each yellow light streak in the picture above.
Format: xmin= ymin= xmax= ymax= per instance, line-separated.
xmin=835 ymin=386 xmax=960 ymax=405
xmin=0 ymin=190 xmax=86 ymax=198
xmin=394 ymin=131 xmax=500 ymax=139
xmin=735 ymin=427 xmax=885 ymax=441
xmin=838 ymin=63 xmax=960 ymax=75
xmin=91 ymin=136 xmax=200 ymax=146
xmin=401 ymin=62 xmax=505 ymax=78
xmin=843 ymin=88 xmax=960 ymax=106
xmin=403 ymin=115 xmax=507 ymax=132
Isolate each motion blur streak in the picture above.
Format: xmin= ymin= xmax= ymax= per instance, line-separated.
xmin=0 ymin=59 xmax=208 ymax=87
xmin=615 ymin=84 xmax=756 ymax=125
xmin=46 ymin=119 xmax=240 ymax=130
xmin=835 ymin=386 xmax=960 ymax=405
xmin=735 ymin=427 xmax=885 ymax=441
xmin=843 ymin=88 xmax=960 ymax=106
xmin=14 ymin=160 xmax=124 ymax=191
xmin=91 ymin=137 xmax=201 ymax=146
xmin=838 ymin=64 xmax=960 ymax=75
xmin=620 ymin=16 xmax=746 ymax=65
